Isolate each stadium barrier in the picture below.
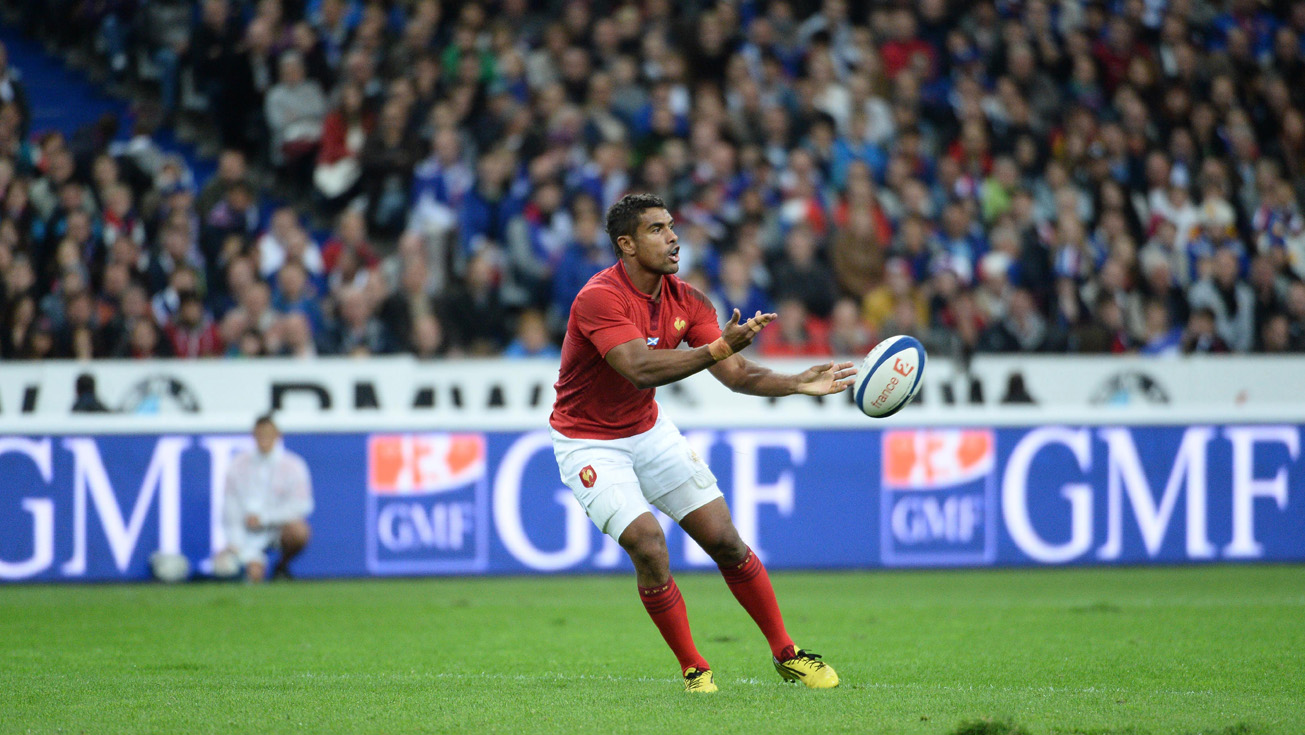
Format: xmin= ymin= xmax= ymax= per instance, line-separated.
xmin=2 ymin=422 xmax=1301 ymax=582
xmin=4 ymin=355 xmax=1305 ymax=424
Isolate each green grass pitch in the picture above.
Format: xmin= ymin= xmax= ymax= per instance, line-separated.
xmin=2 ymin=565 xmax=1302 ymax=734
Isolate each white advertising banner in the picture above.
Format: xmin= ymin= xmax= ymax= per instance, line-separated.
xmin=1 ymin=354 xmax=1301 ymax=432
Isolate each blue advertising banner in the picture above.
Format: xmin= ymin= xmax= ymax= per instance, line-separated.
xmin=1 ymin=425 xmax=1301 ymax=582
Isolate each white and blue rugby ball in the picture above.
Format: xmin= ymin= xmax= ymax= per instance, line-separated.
xmin=853 ymin=335 xmax=926 ymax=418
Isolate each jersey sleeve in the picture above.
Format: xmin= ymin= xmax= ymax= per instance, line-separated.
xmin=683 ymin=285 xmax=723 ymax=348
xmin=573 ymin=285 xmax=643 ymax=356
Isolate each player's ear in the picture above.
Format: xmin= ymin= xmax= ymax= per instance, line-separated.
xmin=616 ymin=235 xmax=635 ymax=257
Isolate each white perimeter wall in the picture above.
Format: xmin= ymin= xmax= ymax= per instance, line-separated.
xmin=1 ymin=354 xmax=1301 ymax=433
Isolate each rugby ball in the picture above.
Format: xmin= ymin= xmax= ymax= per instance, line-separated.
xmin=149 ymin=551 xmax=191 ymax=583
xmin=853 ymin=335 xmax=926 ymax=418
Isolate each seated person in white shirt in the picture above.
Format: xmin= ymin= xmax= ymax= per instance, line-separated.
xmin=222 ymin=415 xmax=314 ymax=582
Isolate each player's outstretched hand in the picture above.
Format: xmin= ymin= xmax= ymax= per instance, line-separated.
xmin=793 ymin=361 xmax=857 ymax=396
xmin=722 ymin=308 xmax=776 ymax=354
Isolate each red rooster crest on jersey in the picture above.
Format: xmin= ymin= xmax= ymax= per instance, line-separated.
xmin=579 ymin=465 xmax=597 ymax=488
xmin=674 ymin=317 xmax=686 ymax=332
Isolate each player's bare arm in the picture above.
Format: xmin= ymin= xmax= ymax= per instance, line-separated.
xmin=605 ymin=308 xmax=776 ymax=390
xmin=710 ymin=355 xmax=857 ymax=397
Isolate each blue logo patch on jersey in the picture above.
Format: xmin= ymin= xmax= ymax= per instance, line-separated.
xmin=646 ymin=337 xmax=660 ymax=347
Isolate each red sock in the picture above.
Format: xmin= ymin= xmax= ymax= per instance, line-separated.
xmin=639 ymin=577 xmax=710 ymax=674
xmin=719 ymin=547 xmax=796 ymax=661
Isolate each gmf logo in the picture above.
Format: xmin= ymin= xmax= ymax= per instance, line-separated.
xmin=579 ymin=465 xmax=597 ymax=488
xmin=880 ymin=429 xmax=996 ymax=567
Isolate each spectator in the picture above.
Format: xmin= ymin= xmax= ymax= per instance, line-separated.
xmin=313 ymin=84 xmax=372 ymax=212
xmin=1182 ymin=307 xmax=1232 ymax=354
xmin=202 ymin=181 xmax=260 ymax=257
xmin=164 ymin=292 xmax=223 ymax=358
xmin=196 ymin=149 xmax=253 ymax=216
xmin=360 ymin=101 xmax=418 ymax=239
xmin=503 ymin=309 xmax=561 ymax=359
xmin=53 ymin=289 xmax=101 ymax=358
xmin=1188 ymin=246 xmax=1256 ymax=352
xmin=831 ymin=202 xmax=890 ymax=298
xmin=771 ymin=224 xmax=837 ymax=318
xmin=328 ymin=284 xmax=392 ymax=356
xmin=100 ymin=283 xmax=150 ymax=356
xmin=272 ymin=260 xmax=325 ymax=335
xmin=268 ymin=311 xmax=319 ymax=358
xmin=151 ymin=266 xmax=202 ymax=327
xmin=257 ymin=207 xmax=324 ymax=279
xmin=409 ymin=127 xmax=474 ymax=244
xmin=410 ymin=313 xmax=447 ymax=360
xmin=264 ymin=51 xmax=327 ymax=184
xmin=3 ymin=293 xmax=37 ymax=357
xmin=1258 ymin=312 xmax=1297 ymax=353
xmin=441 ymin=251 xmax=509 ymax=355
xmin=376 ymin=254 xmax=434 ymax=352
xmin=712 ymin=251 xmax=772 ymax=326
xmin=220 ymin=414 xmax=313 ymax=583
xmin=863 ymin=258 xmax=927 ymax=336
xmin=322 ymin=209 xmax=379 ymax=275
xmin=758 ymin=299 xmax=831 ymax=358
xmin=124 ymin=318 xmax=173 ymax=359
xmin=827 ymin=298 xmax=875 ymax=356
xmin=506 ymin=180 xmax=573 ymax=308
xmin=979 ymin=288 xmax=1065 ymax=353
xmin=216 ymin=17 xmax=275 ymax=154
xmin=1138 ymin=299 xmax=1185 ymax=357
xmin=228 ymin=280 xmax=280 ymax=335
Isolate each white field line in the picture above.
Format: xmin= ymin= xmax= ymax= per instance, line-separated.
xmin=293 ymin=670 xmax=1215 ymax=697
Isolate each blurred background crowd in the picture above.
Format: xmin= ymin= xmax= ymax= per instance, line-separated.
xmin=2 ymin=0 xmax=1304 ymax=363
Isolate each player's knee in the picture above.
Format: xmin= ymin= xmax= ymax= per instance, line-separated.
xmin=619 ymin=521 xmax=668 ymax=570
xmin=281 ymin=520 xmax=311 ymax=551
xmin=246 ymin=562 xmax=266 ymax=583
xmin=701 ymin=526 xmax=747 ymax=565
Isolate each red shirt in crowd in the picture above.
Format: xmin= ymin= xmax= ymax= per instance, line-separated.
xmin=164 ymin=319 xmax=223 ymax=358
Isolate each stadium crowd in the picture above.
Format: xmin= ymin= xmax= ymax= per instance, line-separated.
xmin=3 ymin=0 xmax=1305 ymax=362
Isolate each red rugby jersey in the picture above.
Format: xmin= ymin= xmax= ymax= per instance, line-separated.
xmin=550 ymin=262 xmax=722 ymax=439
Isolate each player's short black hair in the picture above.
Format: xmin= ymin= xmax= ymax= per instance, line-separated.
xmin=605 ymin=193 xmax=668 ymax=256
xmin=254 ymin=413 xmax=278 ymax=431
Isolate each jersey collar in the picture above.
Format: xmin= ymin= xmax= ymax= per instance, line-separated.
xmin=616 ymin=260 xmax=663 ymax=301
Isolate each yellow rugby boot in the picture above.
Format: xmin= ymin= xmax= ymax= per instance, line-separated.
xmin=683 ymin=667 xmax=718 ymax=693
xmin=773 ymin=648 xmax=840 ymax=689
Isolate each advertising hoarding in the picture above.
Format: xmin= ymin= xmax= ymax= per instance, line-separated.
xmin=2 ymin=424 xmax=1300 ymax=582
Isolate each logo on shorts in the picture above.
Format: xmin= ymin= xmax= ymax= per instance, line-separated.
xmin=674 ymin=317 xmax=686 ymax=332
xmin=579 ymin=465 xmax=597 ymax=488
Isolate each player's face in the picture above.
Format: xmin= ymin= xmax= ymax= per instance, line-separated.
xmin=626 ymin=208 xmax=679 ymax=275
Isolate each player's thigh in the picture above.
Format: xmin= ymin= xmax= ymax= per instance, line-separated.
xmin=649 ymin=472 xmax=724 ymax=526
xmin=576 ymin=477 xmax=650 ymax=541
xmin=631 ymin=415 xmax=708 ymax=501
xmin=551 ymin=432 xmax=647 ymax=540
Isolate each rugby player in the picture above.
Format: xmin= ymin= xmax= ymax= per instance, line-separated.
xmin=550 ymin=193 xmax=855 ymax=692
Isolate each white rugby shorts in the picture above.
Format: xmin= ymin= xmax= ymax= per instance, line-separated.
xmin=551 ymin=413 xmax=723 ymax=541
